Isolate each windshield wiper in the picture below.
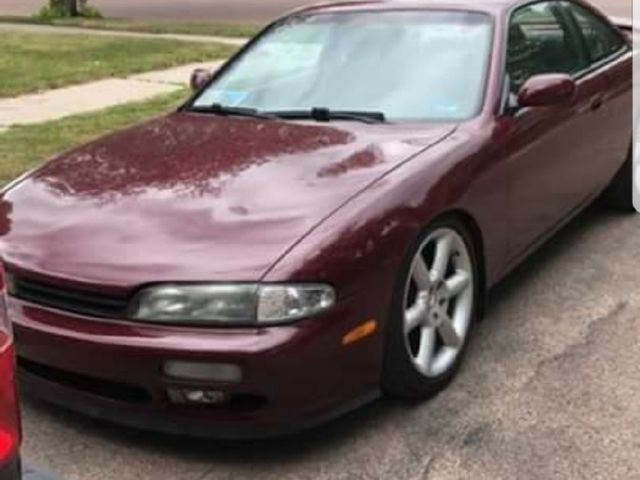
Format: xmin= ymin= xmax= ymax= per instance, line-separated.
xmin=190 ymin=103 xmax=276 ymax=120
xmin=267 ymin=108 xmax=386 ymax=124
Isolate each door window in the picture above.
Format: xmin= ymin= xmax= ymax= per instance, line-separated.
xmin=507 ymin=1 xmax=584 ymax=93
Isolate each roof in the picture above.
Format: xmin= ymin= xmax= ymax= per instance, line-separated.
xmin=287 ymin=0 xmax=519 ymax=17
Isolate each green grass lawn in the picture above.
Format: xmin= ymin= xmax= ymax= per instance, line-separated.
xmin=0 ymin=15 xmax=261 ymax=38
xmin=0 ymin=90 xmax=188 ymax=187
xmin=0 ymin=31 xmax=237 ymax=98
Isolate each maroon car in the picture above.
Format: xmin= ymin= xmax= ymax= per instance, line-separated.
xmin=0 ymin=265 xmax=20 ymax=479
xmin=0 ymin=0 xmax=634 ymax=437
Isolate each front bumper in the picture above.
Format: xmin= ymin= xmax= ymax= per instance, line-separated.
xmin=10 ymin=294 xmax=384 ymax=438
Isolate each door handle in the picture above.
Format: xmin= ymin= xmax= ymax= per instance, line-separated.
xmin=590 ymin=96 xmax=604 ymax=111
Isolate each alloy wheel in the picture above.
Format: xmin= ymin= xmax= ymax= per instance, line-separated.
xmin=403 ymin=227 xmax=474 ymax=378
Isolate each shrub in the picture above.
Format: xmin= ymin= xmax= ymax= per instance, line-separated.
xmin=37 ymin=0 xmax=103 ymax=19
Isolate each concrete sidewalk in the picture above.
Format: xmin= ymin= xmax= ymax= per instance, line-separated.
xmin=0 ymin=61 xmax=223 ymax=128
xmin=0 ymin=22 xmax=248 ymax=46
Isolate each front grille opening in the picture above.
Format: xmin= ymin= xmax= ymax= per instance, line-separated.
xmin=8 ymin=272 xmax=130 ymax=319
xmin=18 ymin=357 xmax=152 ymax=405
xmin=228 ymin=394 xmax=268 ymax=413
xmin=168 ymin=390 xmax=268 ymax=413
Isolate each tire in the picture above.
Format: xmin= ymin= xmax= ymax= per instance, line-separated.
xmin=601 ymin=148 xmax=635 ymax=212
xmin=382 ymin=216 xmax=479 ymax=400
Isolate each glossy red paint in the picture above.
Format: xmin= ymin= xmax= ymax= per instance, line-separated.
xmin=0 ymin=115 xmax=454 ymax=288
xmin=517 ymin=74 xmax=577 ymax=108
xmin=0 ymin=0 xmax=633 ymax=437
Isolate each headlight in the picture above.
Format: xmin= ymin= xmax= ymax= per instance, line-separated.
xmin=257 ymin=284 xmax=336 ymax=323
xmin=130 ymin=283 xmax=335 ymax=325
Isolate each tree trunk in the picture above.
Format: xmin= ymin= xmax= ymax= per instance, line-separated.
xmin=64 ymin=0 xmax=79 ymax=16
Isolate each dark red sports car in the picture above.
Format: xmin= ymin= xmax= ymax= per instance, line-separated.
xmin=0 ymin=0 xmax=634 ymax=437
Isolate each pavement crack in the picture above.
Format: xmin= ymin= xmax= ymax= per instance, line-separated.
xmin=417 ymin=455 xmax=434 ymax=480
xmin=523 ymin=300 xmax=628 ymax=389
xmin=194 ymin=466 xmax=216 ymax=480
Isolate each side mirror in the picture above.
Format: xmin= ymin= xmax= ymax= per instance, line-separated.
xmin=517 ymin=74 xmax=576 ymax=108
xmin=190 ymin=68 xmax=213 ymax=91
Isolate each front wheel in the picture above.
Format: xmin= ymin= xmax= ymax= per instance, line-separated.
xmin=382 ymin=218 xmax=479 ymax=400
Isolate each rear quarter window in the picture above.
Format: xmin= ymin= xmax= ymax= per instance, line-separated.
xmin=563 ymin=2 xmax=626 ymax=63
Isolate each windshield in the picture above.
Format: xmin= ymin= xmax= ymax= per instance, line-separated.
xmin=191 ymin=11 xmax=493 ymax=122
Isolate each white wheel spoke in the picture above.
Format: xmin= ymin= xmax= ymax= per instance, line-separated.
xmin=437 ymin=314 xmax=462 ymax=348
xmin=443 ymin=270 xmax=470 ymax=299
xmin=431 ymin=234 xmax=453 ymax=282
xmin=411 ymin=256 xmax=431 ymax=291
xmin=404 ymin=303 xmax=427 ymax=333
xmin=416 ymin=327 xmax=436 ymax=372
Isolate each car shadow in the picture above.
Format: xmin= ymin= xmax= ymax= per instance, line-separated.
xmin=24 ymin=394 xmax=399 ymax=461
xmin=22 ymin=203 xmax=631 ymax=465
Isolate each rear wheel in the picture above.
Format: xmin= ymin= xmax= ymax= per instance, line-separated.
xmin=382 ymin=217 xmax=479 ymax=400
xmin=601 ymin=148 xmax=635 ymax=211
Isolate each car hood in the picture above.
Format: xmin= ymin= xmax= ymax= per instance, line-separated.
xmin=0 ymin=112 xmax=455 ymax=289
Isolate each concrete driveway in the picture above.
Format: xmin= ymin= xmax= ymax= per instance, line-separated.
xmin=0 ymin=0 xmax=631 ymax=22
xmin=21 ymin=205 xmax=640 ymax=480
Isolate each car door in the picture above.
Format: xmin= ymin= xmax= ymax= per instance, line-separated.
xmin=500 ymin=0 xmax=605 ymax=259
xmin=560 ymin=1 xmax=633 ymax=188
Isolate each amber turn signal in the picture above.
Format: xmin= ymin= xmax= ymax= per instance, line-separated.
xmin=342 ymin=320 xmax=378 ymax=346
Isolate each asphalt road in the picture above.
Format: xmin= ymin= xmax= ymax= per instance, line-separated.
xmin=15 ymin=0 xmax=640 ymax=479
xmin=21 ymin=205 xmax=640 ymax=480
xmin=0 ymin=0 xmax=632 ymax=21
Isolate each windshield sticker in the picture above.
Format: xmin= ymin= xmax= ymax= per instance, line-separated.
xmin=219 ymin=90 xmax=249 ymax=106
xmin=431 ymin=102 xmax=461 ymax=116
